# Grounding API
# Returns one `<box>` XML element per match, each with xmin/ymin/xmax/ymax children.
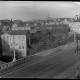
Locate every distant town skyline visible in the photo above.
<box><xmin>0</xmin><ymin>1</ymin><xmax>80</xmax><ymax>21</ymax></box>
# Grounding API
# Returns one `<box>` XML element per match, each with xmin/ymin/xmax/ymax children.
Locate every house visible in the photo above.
<box><xmin>1</xmin><ymin>30</ymin><xmax>30</xmax><ymax>57</ymax></box>
<box><xmin>12</xmin><ymin>26</ymin><xmax>31</xmax><ymax>31</ymax></box>
<box><xmin>12</xmin><ymin>23</ymin><xmax>18</xmax><ymax>28</ymax></box>
<box><xmin>12</xmin><ymin>22</ymin><xmax>31</xmax><ymax>31</ymax></box>
<box><xmin>69</xmin><ymin>15</ymin><xmax>80</xmax><ymax>27</ymax></box>
<box><xmin>12</xmin><ymin>20</ymin><xmax>31</xmax><ymax>31</ymax></box>
<box><xmin>70</xmin><ymin>19</ymin><xmax>80</xmax><ymax>35</ymax></box>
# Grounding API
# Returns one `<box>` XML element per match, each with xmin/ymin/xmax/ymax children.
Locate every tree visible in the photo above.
<box><xmin>2</xmin><ymin>39</ymin><xmax>10</xmax><ymax>52</ymax></box>
<box><xmin>28</xmin><ymin>24</ymin><xmax>70</xmax><ymax>55</ymax></box>
<box><xmin>1</xmin><ymin>19</ymin><xmax>13</xmax><ymax>32</ymax></box>
<box><xmin>0</xmin><ymin>37</ymin><xmax>2</xmax><ymax>59</ymax></box>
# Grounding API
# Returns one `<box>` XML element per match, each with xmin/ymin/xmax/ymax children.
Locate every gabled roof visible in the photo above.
<box><xmin>8</xmin><ymin>30</ymin><xmax>30</xmax><ymax>35</ymax></box>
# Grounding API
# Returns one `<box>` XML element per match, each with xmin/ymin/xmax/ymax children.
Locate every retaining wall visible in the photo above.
<box><xmin>0</xmin><ymin>42</ymin><xmax>75</xmax><ymax>71</ymax></box>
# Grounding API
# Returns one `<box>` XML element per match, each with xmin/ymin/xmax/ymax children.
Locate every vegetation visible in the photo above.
<box><xmin>0</xmin><ymin>19</ymin><xmax>74</xmax><ymax>61</ymax></box>
<box><xmin>28</xmin><ymin>25</ymin><xmax>73</xmax><ymax>55</ymax></box>
<box><xmin>0</xmin><ymin>56</ymin><xmax>13</xmax><ymax>62</ymax></box>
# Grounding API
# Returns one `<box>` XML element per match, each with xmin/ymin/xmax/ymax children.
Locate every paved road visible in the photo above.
<box><xmin>1</xmin><ymin>46</ymin><xmax>80</xmax><ymax>78</ymax></box>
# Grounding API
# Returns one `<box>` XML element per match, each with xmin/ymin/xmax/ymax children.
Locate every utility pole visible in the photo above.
<box><xmin>13</xmin><ymin>33</ymin><xmax>16</xmax><ymax>62</ymax></box>
<box><xmin>75</xmin><ymin>33</ymin><xmax>80</xmax><ymax>78</ymax></box>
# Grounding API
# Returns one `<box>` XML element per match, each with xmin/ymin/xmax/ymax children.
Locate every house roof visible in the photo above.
<box><xmin>73</xmin><ymin>19</ymin><xmax>80</xmax><ymax>22</ymax></box>
<box><xmin>30</xmin><ymin>29</ymin><xmax>37</xmax><ymax>33</ymax></box>
<box><xmin>8</xmin><ymin>30</ymin><xmax>30</xmax><ymax>35</ymax></box>
<box><xmin>58</xmin><ymin>18</ymin><xmax>71</xmax><ymax>21</ymax></box>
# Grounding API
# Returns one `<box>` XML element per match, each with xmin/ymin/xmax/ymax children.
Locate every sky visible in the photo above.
<box><xmin>0</xmin><ymin>1</ymin><xmax>80</xmax><ymax>21</ymax></box>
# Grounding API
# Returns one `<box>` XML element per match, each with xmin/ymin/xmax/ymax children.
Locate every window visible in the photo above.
<box><xmin>22</xmin><ymin>46</ymin><xmax>24</xmax><ymax>49</ymax></box>
<box><xmin>7</xmin><ymin>36</ymin><xmax>8</xmax><ymax>39</ymax></box>
<box><xmin>19</xmin><ymin>46</ymin><xmax>21</xmax><ymax>49</ymax></box>
<box><xmin>19</xmin><ymin>46</ymin><xmax>25</xmax><ymax>49</ymax></box>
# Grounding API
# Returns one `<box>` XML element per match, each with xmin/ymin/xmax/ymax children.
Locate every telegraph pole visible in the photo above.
<box><xmin>13</xmin><ymin>33</ymin><xmax>16</xmax><ymax>62</ymax></box>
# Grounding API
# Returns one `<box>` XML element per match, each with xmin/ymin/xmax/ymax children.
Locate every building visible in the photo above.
<box><xmin>68</xmin><ymin>16</ymin><xmax>80</xmax><ymax>27</ymax></box>
<box><xmin>12</xmin><ymin>20</ymin><xmax>31</xmax><ymax>31</ymax></box>
<box><xmin>12</xmin><ymin>26</ymin><xmax>31</xmax><ymax>31</ymax></box>
<box><xmin>70</xmin><ymin>19</ymin><xmax>80</xmax><ymax>39</ymax></box>
<box><xmin>1</xmin><ymin>30</ymin><xmax>30</xmax><ymax>57</ymax></box>
<box><xmin>63</xmin><ymin>19</ymin><xmax>68</xmax><ymax>24</ymax></box>
<box><xmin>12</xmin><ymin>22</ymin><xmax>31</xmax><ymax>31</ymax></box>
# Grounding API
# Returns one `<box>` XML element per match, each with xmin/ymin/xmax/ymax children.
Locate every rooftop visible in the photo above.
<box><xmin>73</xmin><ymin>19</ymin><xmax>80</xmax><ymax>22</ymax></box>
<box><xmin>8</xmin><ymin>30</ymin><xmax>30</xmax><ymax>35</ymax></box>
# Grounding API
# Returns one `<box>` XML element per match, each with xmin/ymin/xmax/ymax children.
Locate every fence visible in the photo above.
<box><xmin>0</xmin><ymin>42</ymin><xmax>75</xmax><ymax>71</ymax></box>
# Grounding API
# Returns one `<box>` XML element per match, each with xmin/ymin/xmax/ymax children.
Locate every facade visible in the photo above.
<box><xmin>63</xmin><ymin>19</ymin><xmax>68</xmax><ymax>24</ymax></box>
<box><xmin>70</xmin><ymin>19</ymin><xmax>80</xmax><ymax>32</ymax></box>
<box><xmin>1</xmin><ymin>30</ymin><xmax>30</xmax><ymax>57</ymax></box>
<box><xmin>12</xmin><ymin>20</ymin><xmax>31</xmax><ymax>31</ymax></box>
<box><xmin>12</xmin><ymin>23</ymin><xmax>18</xmax><ymax>28</ymax></box>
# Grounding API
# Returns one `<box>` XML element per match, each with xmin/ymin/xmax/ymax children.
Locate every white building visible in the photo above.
<box><xmin>1</xmin><ymin>30</ymin><xmax>30</xmax><ymax>57</ymax></box>
<box><xmin>63</xmin><ymin>19</ymin><xmax>68</xmax><ymax>24</ymax></box>
<box><xmin>71</xmin><ymin>19</ymin><xmax>80</xmax><ymax>34</ymax></box>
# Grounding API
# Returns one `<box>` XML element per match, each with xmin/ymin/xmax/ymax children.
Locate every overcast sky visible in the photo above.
<box><xmin>0</xmin><ymin>1</ymin><xmax>80</xmax><ymax>21</ymax></box>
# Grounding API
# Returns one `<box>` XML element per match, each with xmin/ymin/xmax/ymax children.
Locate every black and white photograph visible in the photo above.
<box><xmin>0</xmin><ymin>1</ymin><xmax>80</xmax><ymax>79</ymax></box>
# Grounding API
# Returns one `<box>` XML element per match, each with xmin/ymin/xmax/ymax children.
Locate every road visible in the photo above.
<box><xmin>1</xmin><ymin>46</ymin><xmax>80</xmax><ymax>78</ymax></box>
